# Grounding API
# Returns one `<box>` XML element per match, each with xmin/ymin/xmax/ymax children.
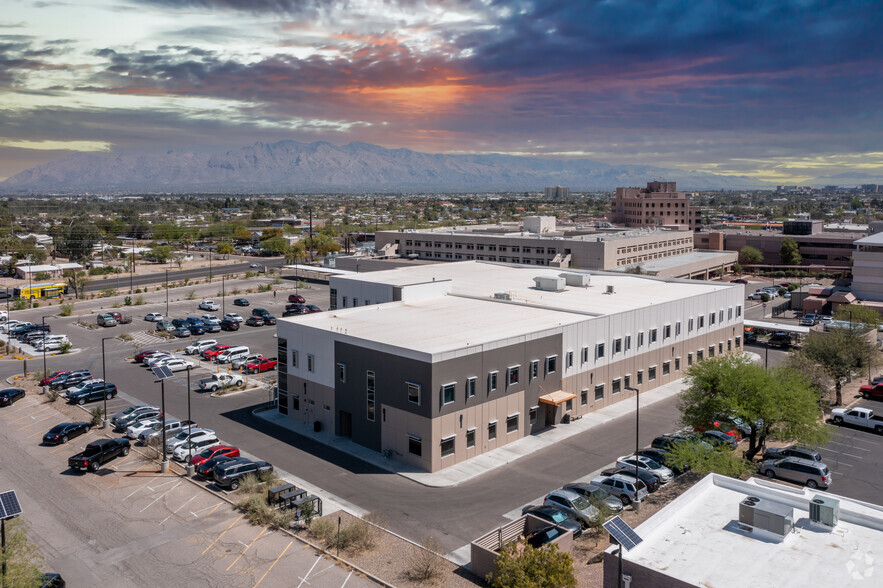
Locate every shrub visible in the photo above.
<box><xmin>32</xmin><ymin>301</ymin><xmax>39</xmax><ymax>308</ymax></box>
<box><xmin>257</xmin><ymin>284</ymin><xmax>272</xmax><ymax>292</ymax></box>
<box><xmin>89</xmin><ymin>406</ymin><xmax>104</xmax><ymax>427</ymax></box>
<box><xmin>101</xmin><ymin>288</ymin><xmax>117</xmax><ymax>298</ymax></box>
<box><xmin>186</xmin><ymin>290</ymin><xmax>197</xmax><ymax>300</ymax></box>
<box><xmin>406</xmin><ymin>536</ymin><xmax>446</xmax><ymax>583</ymax></box>
<box><xmin>124</xmin><ymin>296</ymin><xmax>132</xmax><ymax>306</ymax></box>
<box><xmin>35</xmin><ymin>272</ymin><xmax>51</xmax><ymax>281</ymax></box>
<box><xmin>235</xmin><ymin>473</ymin><xmax>263</xmax><ymax>495</ymax></box>
<box><xmin>58</xmin><ymin>341</ymin><xmax>72</xmax><ymax>354</ymax></box>
<box><xmin>245</xmin><ymin>271</ymin><xmax>255</xmax><ymax>278</ymax></box>
<box><xmin>45</xmin><ymin>388</ymin><xmax>60</xmax><ymax>402</ymax></box>
<box><xmin>59</xmin><ymin>303</ymin><xmax>74</xmax><ymax>316</ymax></box>
<box><xmin>13</xmin><ymin>298</ymin><xmax>28</xmax><ymax>310</ymax></box>
<box><xmin>237</xmin><ymin>494</ymin><xmax>277</xmax><ymax>526</ymax></box>
<box><xmin>487</xmin><ymin>541</ymin><xmax>576</xmax><ymax>588</ymax></box>
<box><xmin>119</xmin><ymin>333</ymin><xmax>134</xmax><ymax>341</ymax></box>
<box><xmin>134</xmin><ymin>295</ymin><xmax>145</xmax><ymax>305</ymax></box>
<box><xmin>309</xmin><ymin>517</ymin><xmax>337</xmax><ymax>545</ymax></box>
<box><xmin>272</xmin><ymin>277</ymin><xmax>283</xmax><ymax>285</ymax></box>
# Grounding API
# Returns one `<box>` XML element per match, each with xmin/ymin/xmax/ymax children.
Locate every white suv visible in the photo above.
<box><xmin>166</xmin><ymin>428</ymin><xmax>215</xmax><ymax>453</ymax></box>
<box><xmin>185</xmin><ymin>339</ymin><xmax>218</xmax><ymax>355</ymax></box>
<box><xmin>172</xmin><ymin>436</ymin><xmax>221</xmax><ymax>462</ymax></box>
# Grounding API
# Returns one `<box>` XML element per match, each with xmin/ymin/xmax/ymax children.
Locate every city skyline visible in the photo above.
<box><xmin>2</xmin><ymin>0</ymin><xmax>881</xmax><ymax>184</ymax></box>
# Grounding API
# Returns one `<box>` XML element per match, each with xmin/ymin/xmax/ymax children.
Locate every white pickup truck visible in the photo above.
<box><xmin>198</xmin><ymin>373</ymin><xmax>244</xmax><ymax>391</ymax></box>
<box><xmin>830</xmin><ymin>406</ymin><xmax>883</xmax><ymax>434</ymax></box>
<box><xmin>198</xmin><ymin>300</ymin><xmax>220</xmax><ymax>311</ymax></box>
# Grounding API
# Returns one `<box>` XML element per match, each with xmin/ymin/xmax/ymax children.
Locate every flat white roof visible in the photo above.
<box><xmin>332</xmin><ymin>261</ymin><xmax>737</xmax><ymax>316</ymax></box>
<box><xmin>615</xmin><ymin>474</ymin><xmax>883</xmax><ymax>587</ymax></box>
<box><xmin>855</xmin><ymin>232</ymin><xmax>883</xmax><ymax>245</ymax></box>
<box><xmin>284</xmin><ymin>294</ymin><xmax>585</xmax><ymax>356</ymax></box>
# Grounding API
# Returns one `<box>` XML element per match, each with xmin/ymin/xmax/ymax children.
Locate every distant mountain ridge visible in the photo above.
<box><xmin>1</xmin><ymin>140</ymin><xmax>770</xmax><ymax>194</ymax></box>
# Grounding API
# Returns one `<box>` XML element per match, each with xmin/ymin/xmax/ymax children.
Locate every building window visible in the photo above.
<box><xmin>353</xmin><ymin>298</ymin><xmax>358</xmax><ymax>307</ymax></box>
<box><xmin>676</xmin><ymin>321</ymin><xmax>681</xmax><ymax>336</ymax></box>
<box><xmin>488</xmin><ymin>371</ymin><xmax>498</xmax><ymax>392</ymax></box>
<box><xmin>675</xmin><ymin>357</ymin><xmax>681</xmax><ymax>371</ymax></box>
<box><xmin>581</xmin><ymin>347</ymin><xmax>589</xmax><ymax>363</ymax></box>
<box><xmin>546</xmin><ymin>355</ymin><xmax>557</xmax><ymax>374</ymax></box>
<box><xmin>737</xmin><ymin>305</ymin><xmax>742</xmax><ymax>317</ymax></box>
<box><xmin>613</xmin><ymin>378</ymin><xmax>622</xmax><ymax>394</ymax></box>
<box><xmin>291</xmin><ymin>350</ymin><xmax>298</xmax><ymax>368</ymax></box>
<box><xmin>366</xmin><ymin>371</ymin><xmax>375</xmax><ymax>422</ymax></box>
<box><xmin>698</xmin><ymin>315</ymin><xmax>704</xmax><ymax>328</ymax></box>
<box><xmin>624</xmin><ymin>374</ymin><xmax>631</xmax><ymax>389</ymax></box>
<box><xmin>595</xmin><ymin>384</ymin><xmax>604</xmax><ymax>400</ymax></box>
<box><xmin>329</xmin><ymin>288</ymin><xmax>338</xmax><ymax>310</ymax></box>
<box><xmin>488</xmin><ymin>421</ymin><xmax>497</xmax><ymax>440</ymax></box>
<box><xmin>719</xmin><ymin>310</ymin><xmax>724</xmax><ymax>322</ymax></box>
<box><xmin>408</xmin><ymin>382</ymin><xmax>421</xmax><ymax>405</ymax></box>
<box><xmin>307</xmin><ymin>354</ymin><xmax>315</xmax><ymax>372</ymax></box>
<box><xmin>408</xmin><ymin>435</ymin><xmax>422</xmax><ymax>457</ymax></box>
<box><xmin>625</xmin><ymin>335</ymin><xmax>631</xmax><ymax>351</ymax></box>
<box><xmin>719</xmin><ymin>341</ymin><xmax>724</xmax><ymax>354</ymax></box>
<box><xmin>441</xmin><ymin>436</ymin><xmax>455</xmax><ymax>458</ymax></box>
<box><xmin>342</xmin><ymin>296</ymin><xmax>348</xmax><ymax>308</ymax></box>
<box><xmin>507</xmin><ymin>366</ymin><xmax>520</xmax><ymax>386</ymax></box>
<box><xmin>728</xmin><ymin>307</ymin><xmax>733</xmax><ymax>320</ymax></box>
<box><xmin>337</xmin><ymin>363</ymin><xmax>346</xmax><ymax>383</ymax></box>
<box><xmin>688</xmin><ymin>318</ymin><xmax>694</xmax><ymax>332</ymax></box>
<box><xmin>441</xmin><ymin>383</ymin><xmax>456</xmax><ymax>405</ymax></box>
<box><xmin>596</xmin><ymin>343</ymin><xmax>605</xmax><ymax>360</ymax></box>
<box><xmin>663</xmin><ymin>361</ymin><xmax>670</xmax><ymax>375</ymax></box>
<box><xmin>637</xmin><ymin>331</ymin><xmax>644</xmax><ymax>347</ymax></box>
<box><xmin>649</xmin><ymin>366</ymin><xmax>657</xmax><ymax>380</ymax></box>
<box><xmin>637</xmin><ymin>370</ymin><xmax>643</xmax><ymax>385</ymax></box>
<box><xmin>708</xmin><ymin>345</ymin><xmax>715</xmax><ymax>358</ymax></box>
<box><xmin>613</xmin><ymin>338</ymin><xmax>622</xmax><ymax>354</ymax></box>
<box><xmin>466</xmin><ymin>377</ymin><xmax>476</xmax><ymax>398</ymax></box>
<box><xmin>649</xmin><ymin>328</ymin><xmax>658</xmax><ymax>343</ymax></box>
<box><xmin>530</xmin><ymin>360</ymin><xmax>539</xmax><ymax>380</ymax></box>
<box><xmin>688</xmin><ymin>352</ymin><xmax>693</xmax><ymax>365</ymax></box>
<box><xmin>466</xmin><ymin>428</ymin><xmax>475</xmax><ymax>448</ymax></box>
<box><xmin>709</xmin><ymin>312</ymin><xmax>716</xmax><ymax>326</ymax></box>
<box><xmin>566</xmin><ymin>398</ymin><xmax>573</xmax><ymax>412</ymax></box>
<box><xmin>663</xmin><ymin>325</ymin><xmax>671</xmax><ymax>339</ymax></box>
<box><xmin>728</xmin><ymin>339</ymin><xmax>732</xmax><ymax>351</ymax></box>
<box><xmin>507</xmin><ymin>414</ymin><xmax>519</xmax><ymax>434</ymax></box>
<box><xmin>735</xmin><ymin>336</ymin><xmax>741</xmax><ymax>348</ymax></box>
<box><xmin>697</xmin><ymin>349</ymin><xmax>704</xmax><ymax>361</ymax></box>
<box><xmin>566</xmin><ymin>351</ymin><xmax>574</xmax><ymax>368</ymax></box>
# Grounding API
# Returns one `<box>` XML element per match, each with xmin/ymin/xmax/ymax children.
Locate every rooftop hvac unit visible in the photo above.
<box><xmin>559</xmin><ymin>273</ymin><xmax>590</xmax><ymax>287</ymax></box>
<box><xmin>494</xmin><ymin>292</ymin><xmax>511</xmax><ymax>301</ymax></box>
<box><xmin>533</xmin><ymin>276</ymin><xmax>565</xmax><ymax>292</ymax></box>
<box><xmin>606</xmin><ymin>285</ymin><xmax>615</xmax><ymax>295</ymax></box>
<box><xmin>738</xmin><ymin>497</ymin><xmax>794</xmax><ymax>537</ymax></box>
<box><xmin>809</xmin><ymin>495</ymin><xmax>840</xmax><ymax>527</ymax></box>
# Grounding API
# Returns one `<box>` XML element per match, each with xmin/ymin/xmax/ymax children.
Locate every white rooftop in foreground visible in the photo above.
<box><xmin>612</xmin><ymin>474</ymin><xmax>883</xmax><ymax>587</ymax></box>
<box><xmin>331</xmin><ymin>261</ymin><xmax>737</xmax><ymax>315</ymax></box>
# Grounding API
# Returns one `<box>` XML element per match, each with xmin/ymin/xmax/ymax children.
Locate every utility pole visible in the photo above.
<box><xmin>309</xmin><ymin>208</ymin><xmax>313</xmax><ymax>263</ymax></box>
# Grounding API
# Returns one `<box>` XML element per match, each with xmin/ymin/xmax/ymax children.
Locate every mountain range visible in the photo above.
<box><xmin>1</xmin><ymin>140</ymin><xmax>771</xmax><ymax>194</ymax></box>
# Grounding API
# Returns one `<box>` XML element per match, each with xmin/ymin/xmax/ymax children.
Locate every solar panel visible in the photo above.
<box><xmin>152</xmin><ymin>365</ymin><xmax>174</xmax><ymax>380</ymax></box>
<box><xmin>603</xmin><ymin>516</ymin><xmax>642</xmax><ymax>551</ymax></box>
<box><xmin>0</xmin><ymin>490</ymin><xmax>22</xmax><ymax>520</ymax></box>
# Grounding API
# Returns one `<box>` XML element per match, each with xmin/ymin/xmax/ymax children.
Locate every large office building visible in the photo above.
<box><xmin>275</xmin><ymin>262</ymin><xmax>744</xmax><ymax>472</ymax></box>
<box><xmin>607</xmin><ymin>181</ymin><xmax>703</xmax><ymax>230</ymax></box>
<box><xmin>375</xmin><ymin>216</ymin><xmax>736</xmax><ymax>278</ymax></box>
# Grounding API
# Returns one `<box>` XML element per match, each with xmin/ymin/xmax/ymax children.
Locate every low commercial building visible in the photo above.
<box><xmin>851</xmin><ymin>232</ymin><xmax>883</xmax><ymax>302</ymax></box>
<box><xmin>275</xmin><ymin>261</ymin><xmax>744</xmax><ymax>472</ymax></box>
<box><xmin>604</xmin><ymin>473</ymin><xmax>883</xmax><ymax>588</ymax></box>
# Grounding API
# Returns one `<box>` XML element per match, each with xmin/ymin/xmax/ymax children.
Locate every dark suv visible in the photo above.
<box><xmin>212</xmin><ymin>458</ymin><xmax>273</xmax><ymax>490</ymax></box>
<box><xmin>220</xmin><ymin>319</ymin><xmax>240</xmax><ymax>331</ymax></box>
<box><xmin>767</xmin><ymin>332</ymin><xmax>793</xmax><ymax>349</ymax></box>
<box><xmin>68</xmin><ymin>382</ymin><xmax>118</xmax><ymax>405</ymax></box>
<box><xmin>252</xmin><ymin>308</ymin><xmax>271</xmax><ymax>318</ymax></box>
<box><xmin>50</xmin><ymin>370</ymin><xmax>91</xmax><ymax>390</ymax></box>
<box><xmin>762</xmin><ymin>445</ymin><xmax>822</xmax><ymax>462</ymax></box>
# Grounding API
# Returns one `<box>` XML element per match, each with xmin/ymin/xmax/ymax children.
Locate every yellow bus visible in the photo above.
<box><xmin>13</xmin><ymin>282</ymin><xmax>68</xmax><ymax>300</ymax></box>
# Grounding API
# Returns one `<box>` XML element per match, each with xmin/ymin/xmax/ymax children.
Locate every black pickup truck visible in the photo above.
<box><xmin>68</xmin><ymin>438</ymin><xmax>130</xmax><ymax>472</ymax></box>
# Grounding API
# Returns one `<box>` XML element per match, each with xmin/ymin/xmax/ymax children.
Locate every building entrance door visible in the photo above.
<box><xmin>544</xmin><ymin>404</ymin><xmax>557</xmax><ymax>427</ymax></box>
<box><xmin>339</xmin><ymin>410</ymin><xmax>352</xmax><ymax>438</ymax></box>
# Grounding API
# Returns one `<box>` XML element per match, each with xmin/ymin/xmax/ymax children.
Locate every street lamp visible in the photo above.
<box><xmin>129</xmin><ymin>237</ymin><xmax>135</xmax><ymax>295</ymax></box>
<box><xmin>165</xmin><ymin>269</ymin><xmax>169</xmax><ymax>317</ymax></box>
<box><xmin>40</xmin><ymin>315</ymin><xmax>50</xmax><ymax>390</ymax></box>
<box><xmin>208</xmin><ymin>247</ymin><xmax>212</xmax><ymax>283</ymax></box>
<box><xmin>186</xmin><ymin>365</ymin><xmax>193</xmax><ymax>466</ymax></box>
<box><xmin>625</xmin><ymin>386</ymin><xmax>640</xmax><ymax>510</ymax></box>
<box><xmin>100</xmin><ymin>337</ymin><xmax>114</xmax><ymax>427</ymax></box>
<box><xmin>221</xmin><ymin>274</ymin><xmax>225</xmax><ymax>317</ymax></box>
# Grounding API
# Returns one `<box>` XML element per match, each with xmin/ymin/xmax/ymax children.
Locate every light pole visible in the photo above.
<box><xmin>41</xmin><ymin>315</ymin><xmax>50</xmax><ymax>387</ymax></box>
<box><xmin>159</xmin><ymin>376</ymin><xmax>168</xmax><ymax>472</ymax></box>
<box><xmin>165</xmin><ymin>269</ymin><xmax>169</xmax><ymax>317</ymax></box>
<box><xmin>186</xmin><ymin>365</ymin><xmax>193</xmax><ymax>466</ymax></box>
<box><xmin>221</xmin><ymin>274</ymin><xmax>225</xmax><ymax>317</ymax></box>
<box><xmin>626</xmin><ymin>386</ymin><xmax>640</xmax><ymax>510</ymax></box>
<box><xmin>129</xmin><ymin>238</ymin><xmax>135</xmax><ymax>295</ymax></box>
<box><xmin>101</xmin><ymin>337</ymin><xmax>113</xmax><ymax>427</ymax></box>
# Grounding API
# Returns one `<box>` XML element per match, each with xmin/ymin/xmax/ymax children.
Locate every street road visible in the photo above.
<box><xmin>83</xmin><ymin>257</ymin><xmax>285</xmax><ymax>292</ymax></box>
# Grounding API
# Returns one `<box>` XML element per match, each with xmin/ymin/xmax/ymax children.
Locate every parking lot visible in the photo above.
<box><xmin>0</xmin><ymin>392</ymin><xmax>374</xmax><ymax>587</ymax></box>
<box><xmin>819</xmin><ymin>420</ymin><xmax>883</xmax><ymax>502</ymax></box>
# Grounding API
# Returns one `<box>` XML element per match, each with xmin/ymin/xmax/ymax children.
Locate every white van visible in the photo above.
<box><xmin>216</xmin><ymin>346</ymin><xmax>250</xmax><ymax>364</ymax></box>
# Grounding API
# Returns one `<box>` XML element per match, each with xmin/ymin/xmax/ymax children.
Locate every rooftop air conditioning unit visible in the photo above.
<box><xmin>494</xmin><ymin>292</ymin><xmax>511</xmax><ymax>301</ymax></box>
<box><xmin>606</xmin><ymin>285</ymin><xmax>615</xmax><ymax>295</ymax></box>
<box><xmin>559</xmin><ymin>273</ymin><xmax>590</xmax><ymax>287</ymax></box>
<box><xmin>533</xmin><ymin>276</ymin><xmax>565</xmax><ymax>292</ymax></box>
<box><xmin>738</xmin><ymin>497</ymin><xmax>793</xmax><ymax>537</ymax></box>
<box><xmin>809</xmin><ymin>495</ymin><xmax>840</xmax><ymax>527</ymax></box>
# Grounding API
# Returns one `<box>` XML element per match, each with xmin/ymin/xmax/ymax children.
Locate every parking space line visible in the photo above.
<box><xmin>202</xmin><ymin>514</ymin><xmax>243</xmax><ymax>555</ymax></box>
<box><xmin>191</xmin><ymin>502</ymin><xmax>223</xmax><ymax>518</ymax></box>
<box><xmin>50</xmin><ymin>443</ymin><xmax>80</xmax><ymax>454</ymax></box>
<box><xmin>0</xmin><ymin>400</ymin><xmax>43</xmax><ymax>417</ymax></box>
<box><xmin>19</xmin><ymin>413</ymin><xmax>57</xmax><ymax>429</ymax></box>
<box><xmin>124</xmin><ymin>476</ymin><xmax>160</xmax><ymax>500</ymax></box>
<box><xmin>140</xmin><ymin>482</ymin><xmax>182</xmax><ymax>512</ymax></box>
<box><xmin>107</xmin><ymin>464</ymin><xmax>150</xmax><ymax>488</ymax></box>
<box><xmin>827</xmin><ymin>440</ymin><xmax>871</xmax><ymax>451</ymax></box>
<box><xmin>160</xmin><ymin>495</ymin><xmax>198</xmax><ymax>525</ymax></box>
<box><xmin>8</xmin><ymin>406</ymin><xmax>51</xmax><ymax>424</ymax></box>
<box><xmin>297</xmin><ymin>555</ymin><xmax>322</xmax><ymax>588</ymax></box>
<box><xmin>28</xmin><ymin>423</ymin><xmax>65</xmax><ymax>439</ymax></box>
<box><xmin>226</xmin><ymin>527</ymin><xmax>266</xmax><ymax>571</ymax></box>
<box><xmin>306</xmin><ymin>563</ymin><xmax>340</xmax><ymax>583</ymax></box>
<box><xmin>253</xmin><ymin>540</ymin><xmax>293</xmax><ymax>588</ymax></box>
<box><xmin>341</xmin><ymin>571</ymin><xmax>352</xmax><ymax>587</ymax></box>
<box><xmin>148</xmin><ymin>478</ymin><xmax>179</xmax><ymax>492</ymax></box>
<box><xmin>111</xmin><ymin>453</ymin><xmax>134</xmax><ymax>469</ymax></box>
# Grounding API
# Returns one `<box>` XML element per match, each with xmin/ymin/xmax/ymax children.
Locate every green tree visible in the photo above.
<box><xmin>834</xmin><ymin>304</ymin><xmax>881</xmax><ymax>331</ymax></box>
<box><xmin>260</xmin><ymin>236</ymin><xmax>288</xmax><ymax>256</ymax></box>
<box><xmin>260</xmin><ymin>228</ymin><xmax>284</xmax><ymax>240</ymax></box>
<box><xmin>795</xmin><ymin>328</ymin><xmax>879</xmax><ymax>406</ymax></box>
<box><xmin>216</xmin><ymin>241</ymin><xmax>235</xmax><ymax>258</ymax></box>
<box><xmin>0</xmin><ymin>518</ymin><xmax>45</xmax><ymax>588</ymax></box>
<box><xmin>312</xmin><ymin>233</ymin><xmax>340</xmax><ymax>256</ymax></box>
<box><xmin>665</xmin><ymin>440</ymin><xmax>753</xmax><ymax>478</ymax></box>
<box><xmin>487</xmin><ymin>541</ymin><xmax>576</xmax><ymax>588</ymax></box>
<box><xmin>679</xmin><ymin>354</ymin><xmax>828</xmax><ymax>460</ymax></box>
<box><xmin>148</xmin><ymin>245</ymin><xmax>174</xmax><ymax>264</ymax></box>
<box><xmin>779</xmin><ymin>237</ymin><xmax>802</xmax><ymax>265</ymax></box>
<box><xmin>65</xmin><ymin>269</ymin><xmax>89</xmax><ymax>299</ymax></box>
<box><xmin>739</xmin><ymin>245</ymin><xmax>764</xmax><ymax>264</ymax></box>
<box><xmin>58</xmin><ymin>223</ymin><xmax>101</xmax><ymax>262</ymax></box>
<box><xmin>285</xmin><ymin>240</ymin><xmax>307</xmax><ymax>264</ymax></box>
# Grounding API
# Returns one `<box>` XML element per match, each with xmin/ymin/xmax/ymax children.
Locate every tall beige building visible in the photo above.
<box><xmin>608</xmin><ymin>181</ymin><xmax>702</xmax><ymax>230</ymax></box>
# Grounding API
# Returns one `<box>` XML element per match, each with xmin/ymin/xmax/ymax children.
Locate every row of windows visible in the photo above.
<box><xmin>616</xmin><ymin>247</ymin><xmax>692</xmax><ymax>266</ymax></box>
<box><xmin>403</xmin><ymin>240</ymin><xmax>555</xmax><ymax>255</ymax></box>
<box><xmin>403</xmin><ymin>251</ymin><xmax>550</xmax><ymax>264</ymax></box>
<box><xmin>615</xmin><ymin>238</ymin><xmax>692</xmax><ymax>255</ymax></box>
<box><xmin>409</xmin><ymin>412</ymin><xmax>528</xmax><ymax>458</ymax></box>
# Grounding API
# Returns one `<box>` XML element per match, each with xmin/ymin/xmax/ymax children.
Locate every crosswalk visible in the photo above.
<box><xmin>126</xmin><ymin>331</ymin><xmax>168</xmax><ymax>347</ymax></box>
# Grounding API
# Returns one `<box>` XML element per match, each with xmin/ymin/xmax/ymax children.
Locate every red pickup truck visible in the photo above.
<box><xmin>245</xmin><ymin>357</ymin><xmax>278</xmax><ymax>374</ymax></box>
<box><xmin>859</xmin><ymin>383</ymin><xmax>883</xmax><ymax>401</ymax></box>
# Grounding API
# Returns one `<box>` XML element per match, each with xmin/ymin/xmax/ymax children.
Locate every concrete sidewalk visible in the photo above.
<box><xmin>255</xmin><ymin>376</ymin><xmax>690</xmax><ymax>488</ymax></box>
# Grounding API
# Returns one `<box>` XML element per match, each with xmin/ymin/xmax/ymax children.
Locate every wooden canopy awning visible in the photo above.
<box><xmin>538</xmin><ymin>391</ymin><xmax>577</xmax><ymax>406</ymax></box>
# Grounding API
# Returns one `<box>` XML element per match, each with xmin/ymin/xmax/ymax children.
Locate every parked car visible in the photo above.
<box><xmin>700</xmin><ymin>430</ymin><xmax>740</xmax><ymax>450</ymax></box>
<box><xmin>188</xmin><ymin>324</ymin><xmax>206</xmax><ymax>335</ymax></box>
<box><xmin>0</xmin><ymin>388</ymin><xmax>26</xmax><ymax>406</ymax></box>
<box><xmin>859</xmin><ymin>383</ymin><xmax>883</xmax><ymax>401</ymax></box>
<box><xmin>164</xmin><ymin>358</ymin><xmax>196</xmax><ymax>372</ymax></box>
<box><xmin>651</xmin><ymin>434</ymin><xmax>713</xmax><ymax>451</ymax></box>
<box><xmin>747</xmin><ymin>292</ymin><xmax>764</xmax><ymax>300</ymax></box>
<box><xmin>204</xmin><ymin>319</ymin><xmax>222</xmax><ymax>333</ymax></box>
<box><xmin>743</xmin><ymin>328</ymin><xmax>758</xmax><ymax>344</ymax></box>
<box><xmin>68</xmin><ymin>382</ymin><xmax>117</xmax><ymax>405</ymax></box>
<box><xmin>611</xmin><ymin>467</ymin><xmax>660</xmax><ymax>493</ymax></box>
<box><xmin>145</xmin><ymin>353</ymin><xmax>174</xmax><ymax>367</ymax></box>
<box><xmin>68</xmin><ymin>438</ymin><xmax>130</xmax><ymax>472</ymax></box>
<box><xmin>126</xmin><ymin>418</ymin><xmax>163</xmax><ymax>440</ymax></box>
<box><xmin>171</xmin><ymin>318</ymin><xmax>189</xmax><ymax>328</ymax></box>
<box><xmin>288</xmin><ymin>294</ymin><xmax>306</xmax><ymax>304</ymax></box>
<box><xmin>800</xmin><ymin>314</ymin><xmax>818</xmax><ymax>326</ymax></box>
<box><xmin>233</xmin><ymin>298</ymin><xmax>250</xmax><ymax>307</ymax></box>
<box><xmin>97</xmin><ymin>314</ymin><xmax>118</xmax><ymax>327</ymax></box>
<box><xmin>212</xmin><ymin>458</ymin><xmax>273</xmax><ymax>490</ymax></box>
<box><xmin>767</xmin><ymin>332</ymin><xmax>793</xmax><ymax>349</ymax></box>
<box><xmin>731</xmin><ymin>279</ymin><xmax>748</xmax><ymax>284</ymax></box>
<box><xmin>172</xmin><ymin>326</ymin><xmax>191</xmax><ymax>338</ymax></box>
<box><xmin>245</xmin><ymin>316</ymin><xmax>265</xmax><ymax>327</ymax></box>
<box><xmin>694</xmin><ymin>421</ymin><xmax>742</xmax><ymax>440</ymax></box>
<box><xmin>195</xmin><ymin>454</ymin><xmax>237</xmax><ymax>478</ymax></box>
<box><xmin>165</xmin><ymin>428</ymin><xmax>216</xmax><ymax>454</ymax></box>
<box><xmin>224</xmin><ymin>313</ymin><xmax>244</xmax><ymax>323</ymax></box>
<box><xmin>201</xmin><ymin>344</ymin><xmax>230</xmax><ymax>361</ymax></box>
<box><xmin>110</xmin><ymin>405</ymin><xmax>154</xmax><ymax>427</ymax></box>
<box><xmin>39</xmin><ymin>371</ymin><xmax>71</xmax><ymax>387</ymax></box>
<box><xmin>220</xmin><ymin>319</ymin><xmax>240</xmax><ymax>331</ymax></box>
<box><xmin>245</xmin><ymin>357</ymin><xmax>277</xmax><ymax>374</ymax></box>
<box><xmin>64</xmin><ymin>378</ymin><xmax>104</xmax><ymax>398</ymax></box>
<box><xmin>636</xmin><ymin>448</ymin><xmax>687</xmax><ymax>476</ymax></box>
<box><xmin>33</xmin><ymin>338</ymin><xmax>66</xmax><ymax>352</ymax></box>
<box><xmin>252</xmin><ymin>308</ymin><xmax>270</xmax><ymax>317</ymax></box>
<box><xmin>759</xmin><ymin>457</ymin><xmax>832</xmax><ymax>489</ymax></box>
<box><xmin>543</xmin><ymin>489</ymin><xmax>600</xmax><ymax>527</ymax></box>
<box><xmin>561</xmin><ymin>483</ymin><xmax>624</xmax><ymax>512</ymax></box>
<box><xmin>525</xmin><ymin>525</ymin><xmax>569</xmax><ymax>548</ymax></box>
<box><xmin>199</xmin><ymin>373</ymin><xmax>245</xmax><ymax>391</ymax></box>
<box><xmin>305</xmin><ymin>305</ymin><xmax>322</xmax><ymax>313</ymax></box>
<box><xmin>590</xmin><ymin>474</ymin><xmax>648</xmax><ymax>506</ymax></box>
<box><xmin>615</xmin><ymin>455</ymin><xmax>674</xmax><ymax>483</ymax></box>
<box><xmin>200</xmin><ymin>314</ymin><xmax>220</xmax><ymax>323</ymax></box>
<box><xmin>262</xmin><ymin>315</ymin><xmax>277</xmax><ymax>325</ymax></box>
<box><xmin>133</xmin><ymin>349</ymin><xmax>162</xmax><ymax>363</ymax></box>
<box><xmin>173</xmin><ymin>436</ymin><xmax>221</xmax><ymax>462</ymax></box>
<box><xmin>50</xmin><ymin>370</ymin><xmax>92</xmax><ymax>390</ymax></box>
<box><xmin>521</xmin><ymin>505</ymin><xmax>582</xmax><ymax>538</ymax></box>
<box><xmin>232</xmin><ymin>354</ymin><xmax>264</xmax><ymax>371</ymax></box>
<box><xmin>114</xmin><ymin>406</ymin><xmax>163</xmax><ymax>431</ymax></box>
<box><xmin>198</xmin><ymin>300</ymin><xmax>219</xmax><ymax>311</ymax></box>
<box><xmin>186</xmin><ymin>339</ymin><xmax>218</xmax><ymax>355</ymax></box>
<box><xmin>762</xmin><ymin>445</ymin><xmax>822</xmax><ymax>462</ymax></box>
<box><xmin>139</xmin><ymin>419</ymin><xmax>197</xmax><ymax>443</ymax></box>
<box><xmin>42</xmin><ymin>422</ymin><xmax>91</xmax><ymax>445</ymax></box>
<box><xmin>144</xmin><ymin>313</ymin><xmax>163</xmax><ymax>322</ymax></box>
<box><xmin>830</xmin><ymin>406</ymin><xmax>883</xmax><ymax>433</ymax></box>
<box><xmin>190</xmin><ymin>445</ymin><xmax>240</xmax><ymax>468</ymax></box>
<box><xmin>0</xmin><ymin>320</ymin><xmax>26</xmax><ymax>333</ymax></box>
<box><xmin>283</xmin><ymin>308</ymin><xmax>305</xmax><ymax>317</ymax></box>
<box><xmin>155</xmin><ymin>320</ymin><xmax>174</xmax><ymax>332</ymax></box>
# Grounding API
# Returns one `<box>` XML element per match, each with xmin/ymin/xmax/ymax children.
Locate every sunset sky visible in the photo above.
<box><xmin>2</xmin><ymin>0</ymin><xmax>881</xmax><ymax>183</ymax></box>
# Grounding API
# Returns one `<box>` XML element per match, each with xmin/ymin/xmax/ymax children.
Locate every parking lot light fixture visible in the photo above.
<box><xmin>625</xmin><ymin>386</ymin><xmax>640</xmax><ymax>510</ymax></box>
<box><xmin>186</xmin><ymin>366</ymin><xmax>193</xmax><ymax>465</ymax></box>
<box><xmin>101</xmin><ymin>337</ymin><xmax>114</xmax><ymax>428</ymax></box>
<box><xmin>41</xmin><ymin>315</ymin><xmax>50</xmax><ymax>391</ymax></box>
